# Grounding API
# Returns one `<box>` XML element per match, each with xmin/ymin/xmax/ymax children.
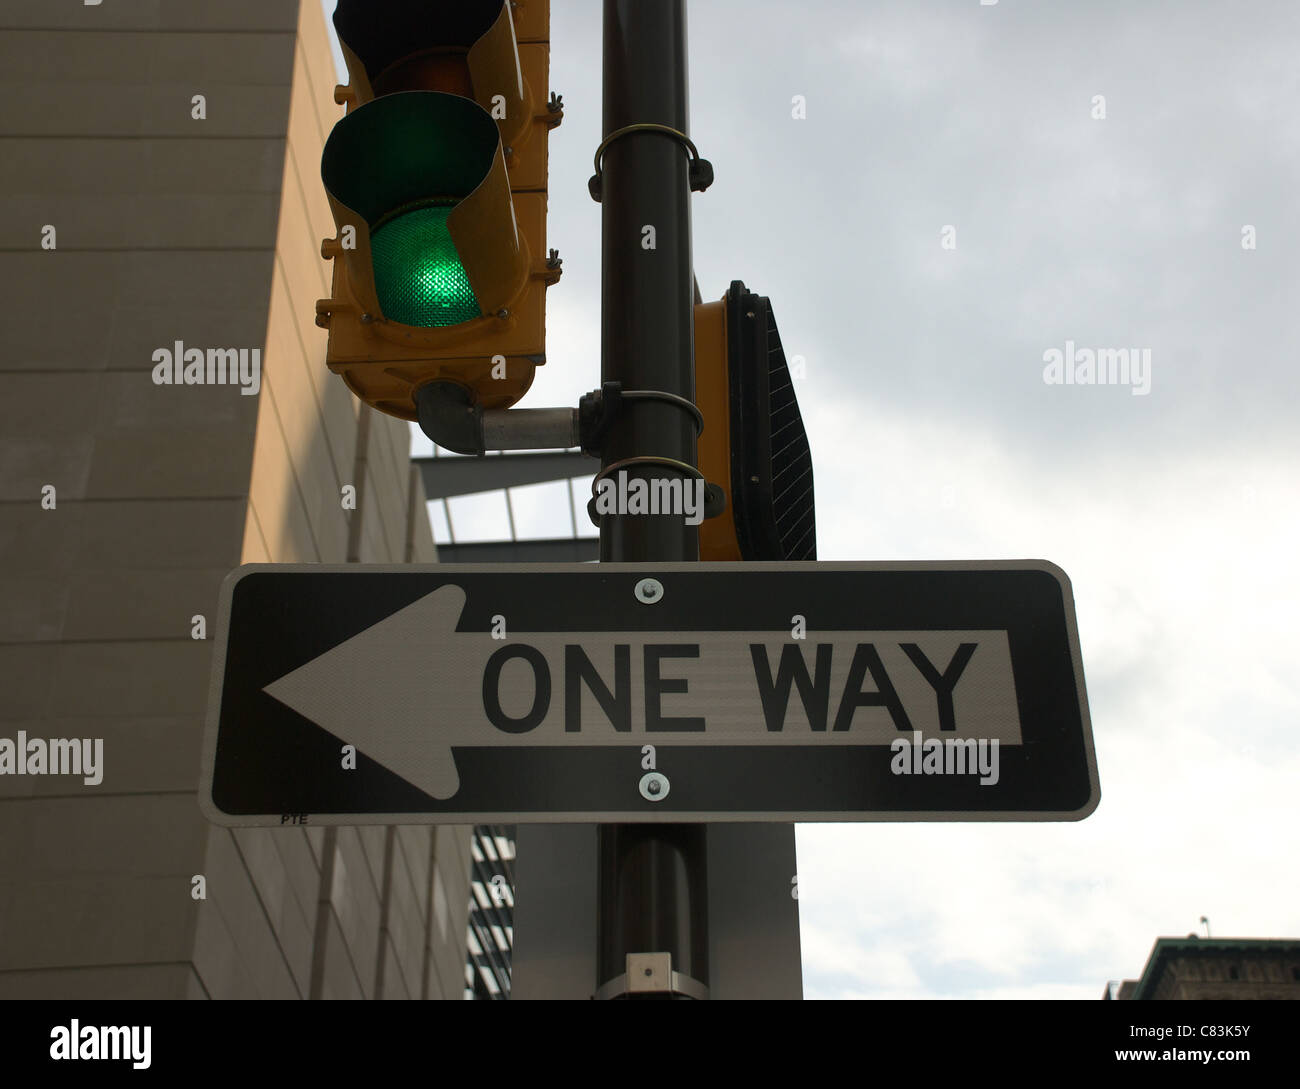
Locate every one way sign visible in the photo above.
<box><xmin>199</xmin><ymin>562</ymin><xmax>1098</xmax><ymax>826</ymax></box>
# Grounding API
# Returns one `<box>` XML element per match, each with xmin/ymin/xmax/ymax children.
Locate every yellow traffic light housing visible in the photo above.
<box><xmin>695</xmin><ymin>295</ymin><xmax>738</xmax><ymax>559</ymax></box>
<box><xmin>696</xmin><ymin>281</ymin><xmax>817</xmax><ymax>562</ymax></box>
<box><xmin>316</xmin><ymin>0</ymin><xmax>561</xmax><ymax>419</ymax></box>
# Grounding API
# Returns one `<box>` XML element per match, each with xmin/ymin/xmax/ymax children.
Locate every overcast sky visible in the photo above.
<box><xmin>324</xmin><ymin>0</ymin><xmax>1300</xmax><ymax>999</ymax></box>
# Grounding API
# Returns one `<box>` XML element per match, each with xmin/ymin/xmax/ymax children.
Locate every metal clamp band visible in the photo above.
<box><xmin>579</xmin><ymin>382</ymin><xmax>704</xmax><ymax>457</ymax></box>
<box><xmin>588</xmin><ymin>123</ymin><xmax>715</xmax><ymax>201</ymax></box>
<box><xmin>619</xmin><ymin>389</ymin><xmax>705</xmax><ymax>437</ymax></box>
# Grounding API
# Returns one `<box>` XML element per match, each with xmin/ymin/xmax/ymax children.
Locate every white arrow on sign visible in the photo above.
<box><xmin>264</xmin><ymin>585</ymin><xmax>1023</xmax><ymax>801</ymax></box>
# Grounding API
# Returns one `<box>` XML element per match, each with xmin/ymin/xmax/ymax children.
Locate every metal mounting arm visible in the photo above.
<box><xmin>415</xmin><ymin>382</ymin><xmax>580</xmax><ymax>456</ymax></box>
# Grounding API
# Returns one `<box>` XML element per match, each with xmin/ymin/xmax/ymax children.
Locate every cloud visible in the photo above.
<box><xmin>795</xmin><ymin>395</ymin><xmax>1300</xmax><ymax>997</ymax></box>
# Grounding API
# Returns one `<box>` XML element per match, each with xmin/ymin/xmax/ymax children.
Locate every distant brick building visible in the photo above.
<box><xmin>1107</xmin><ymin>938</ymin><xmax>1300</xmax><ymax>1000</ymax></box>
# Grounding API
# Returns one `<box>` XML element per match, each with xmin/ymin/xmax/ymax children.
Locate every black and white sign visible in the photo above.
<box><xmin>199</xmin><ymin>562</ymin><xmax>1098</xmax><ymax>825</ymax></box>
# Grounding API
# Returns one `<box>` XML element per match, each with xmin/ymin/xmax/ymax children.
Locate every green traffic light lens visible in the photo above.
<box><xmin>371</xmin><ymin>202</ymin><xmax>481</xmax><ymax>328</ymax></box>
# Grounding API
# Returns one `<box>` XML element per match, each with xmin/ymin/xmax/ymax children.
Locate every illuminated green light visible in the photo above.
<box><xmin>371</xmin><ymin>202</ymin><xmax>481</xmax><ymax>327</ymax></box>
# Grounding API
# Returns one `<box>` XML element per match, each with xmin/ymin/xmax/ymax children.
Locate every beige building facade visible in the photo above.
<box><xmin>0</xmin><ymin>0</ymin><xmax>472</xmax><ymax>998</ymax></box>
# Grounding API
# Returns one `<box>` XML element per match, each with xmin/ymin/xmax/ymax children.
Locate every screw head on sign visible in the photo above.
<box><xmin>635</xmin><ymin>578</ymin><xmax>664</xmax><ymax>604</ymax></box>
<box><xmin>638</xmin><ymin>771</ymin><xmax>670</xmax><ymax>802</ymax></box>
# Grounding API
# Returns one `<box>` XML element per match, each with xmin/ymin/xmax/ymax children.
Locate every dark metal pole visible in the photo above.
<box><xmin>596</xmin><ymin>0</ymin><xmax>708</xmax><ymax>995</ymax></box>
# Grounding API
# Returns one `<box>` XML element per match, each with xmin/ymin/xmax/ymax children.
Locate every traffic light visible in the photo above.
<box><xmin>696</xmin><ymin>281</ymin><xmax>817</xmax><ymax>561</ymax></box>
<box><xmin>316</xmin><ymin>0</ymin><xmax>562</xmax><ymax>419</ymax></box>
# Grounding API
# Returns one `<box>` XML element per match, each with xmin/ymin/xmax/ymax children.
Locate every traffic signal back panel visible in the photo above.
<box><xmin>697</xmin><ymin>281</ymin><xmax>817</xmax><ymax>562</ymax></box>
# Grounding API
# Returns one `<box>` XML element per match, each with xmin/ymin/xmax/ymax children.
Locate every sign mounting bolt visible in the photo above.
<box><xmin>639</xmin><ymin>771</ymin><xmax>670</xmax><ymax>802</ymax></box>
<box><xmin>634</xmin><ymin>578</ymin><xmax>664</xmax><ymax>604</ymax></box>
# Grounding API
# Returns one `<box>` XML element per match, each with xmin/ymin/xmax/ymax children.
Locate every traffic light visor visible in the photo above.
<box><xmin>322</xmin><ymin>92</ymin><xmax>526</xmax><ymax>328</ymax></box>
<box><xmin>333</xmin><ymin>0</ymin><xmax>507</xmax><ymax>96</ymax></box>
<box><xmin>321</xmin><ymin>92</ymin><xmax>497</xmax><ymax>226</ymax></box>
<box><xmin>331</xmin><ymin>0</ymin><xmax>531</xmax><ymax>149</ymax></box>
